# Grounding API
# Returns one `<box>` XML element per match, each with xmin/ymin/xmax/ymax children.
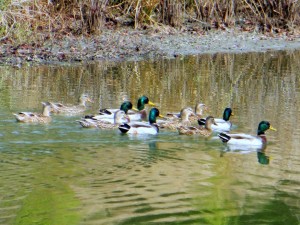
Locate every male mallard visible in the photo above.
<box><xmin>78</xmin><ymin>110</ymin><xmax>129</xmax><ymax>129</ymax></box>
<box><xmin>118</xmin><ymin>108</ymin><xmax>163</xmax><ymax>135</ymax></box>
<box><xmin>90</xmin><ymin>101</ymin><xmax>134</xmax><ymax>120</ymax></box>
<box><xmin>218</xmin><ymin>121</ymin><xmax>276</xmax><ymax>147</ymax></box>
<box><xmin>198</xmin><ymin>107</ymin><xmax>233</xmax><ymax>132</ymax></box>
<box><xmin>13</xmin><ymin>102</ymin><xmax>53</xmax><ymax>123</ymax></box>
<box><xmin>50</xmin><ymin>93</ymin><xmax>93</xmax><ymax>114</ymax></box>
<box><xmin>158</xmin><ymin>107</ymin><xmax>195</xmax><ymax>130</ymax></box>
<box><xmin>177</xmin><ymin>116</ymin><xmax>217</xmax><ymax>136</ymax></box>
<box><xmin>166</xmin><ymin>103</ymin><xmax>208</xmax><ymax>121</ymax></box>
<box><xmin>98</xmin><ymin>96</ymin><xmax>154</xmax><ymax>121</ymax></box>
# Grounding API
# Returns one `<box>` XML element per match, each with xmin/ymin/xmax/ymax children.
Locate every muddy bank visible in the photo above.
<box><xmin>1</xmin><ymin>27</ymin><xmax>300</xmax><ymax>66</ymax></box>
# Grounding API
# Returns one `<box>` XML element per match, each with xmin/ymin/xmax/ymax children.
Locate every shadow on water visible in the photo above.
<box><xmin>0</xmin><ymin>50</ymin><xmax>300</xmax><ymax>224</ymax></box>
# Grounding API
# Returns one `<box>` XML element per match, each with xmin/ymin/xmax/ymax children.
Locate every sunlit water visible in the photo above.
<box><xmin>0</xmin><ymin>51</ymin><xmax>300</xmax><ymax>225</ymax></box>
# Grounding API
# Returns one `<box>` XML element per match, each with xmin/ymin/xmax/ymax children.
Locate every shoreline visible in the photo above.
<box><xmin>1</xmin><ymin>27</ymin><xmax>300</xmax><ymax>67</ymax></box>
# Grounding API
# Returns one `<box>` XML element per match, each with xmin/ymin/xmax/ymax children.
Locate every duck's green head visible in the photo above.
<box><xmin>120</xmin><ymin>101</ymin><xmax>133</xmax><ymax>114</ymax></box>
<box><xmin>148</xmin><ymin>108</ymin><xmax>163</xmax><ymax>124</ymax></box>
<box><xmin>137</xmin><ymin>96</ymin><xmax>155</xmax><ymax>111</ymax></box>
<box><xmin>223</xmin><ymin>108</ymin><xmax>233</xmax><ymax>121</ymax></box>
<box><xmin>257</xmin><ymin>121</ymin><xmax>277</xmax><ymax>135</ymax></box>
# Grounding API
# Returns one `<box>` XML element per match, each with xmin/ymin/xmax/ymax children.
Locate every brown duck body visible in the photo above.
<box><xmin>159</xmin><ymin>107</ymin><xmax>195</xmax><ymax>130</ymax></box>
<box><xmin>166</xmin><ymin>103</ymin><xmax>208</xmax><ymax>122</ymax></box>
<box><xmin>50</xmin><ymin>93</ymin><xmax>92</xmax><ymax>114</ymax></box>
<box><xmin>177</xmin><ymin>116</ymin><xmax>217</xmax><ymax>136</ymax></box>
<box><xmin>13</xmin><ymin>102</ymin><xmax>53</xmax><ymax>123</ymax></box>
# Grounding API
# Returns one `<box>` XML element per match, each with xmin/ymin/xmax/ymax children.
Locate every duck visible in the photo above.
<box><xmin>49</xmin><ymin>93</ymin><xmax>93</xmax><ymax>114</ymax></box>
<box><xmin>158</xmin><ymin>107</ymin><xmax>195</xmax><ymax>130</ymax></box>
<box><xmin>177</xmin><ymin>116</ymin><xmax>217</xmax><ymax>136</ymax></box>
<box><xmin>89</xmin><ymin>101</ymin><xmax>134</xmax><ymax>120</ymax></box>
<box><xmin>98</xmin><ymin>96</ymin><xmax>155</xmax><ymax>121</ymax></box>
<box><xmin>13</xmin><ymin>102</ymin><xmax>53</xmax><ymax>123</ymax></box>
<box><xmin>118</xmin><ymin>108</ymin><xmax>163</xmax><ymax>135</ymax></box>
<box><xmin>198</xmin><ymin>107</ymin><xmax>233</xmax><ymax>132</ymax></box>
<box><xmin>77</xmin><ymin>110</ymin><xmax>129</xmax><ymax>129</ymax></box>
<box><xmin>218</xmin><ymin>121</ymin><xmax>276</xmax><ymax>147</ymax></box>
<box><xmin>166</xmin><ymin>103</ymin><xmax>208</xmax><ymax>121</ymax></box>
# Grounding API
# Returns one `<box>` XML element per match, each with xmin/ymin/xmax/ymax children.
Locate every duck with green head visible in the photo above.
<box><xmin>97</xmin><ymin>96</ymin><xmax>154</xmax><ymax>121</ymax></box>
<box><xmin>199</xmin><ymin>107</ymin><xmax>234</xmax><ymax>132</ymax></box>
<box><xmin>127</xmin><ymin>95</ymin><xmax>155</xmax><ymax>121</ymax></box>
<box><xmin>218</xmin><ymin>121</ymin><xmax>276</xmax><ymax>147</ymax></box>
<box><xmin>119</xmin><ymin>108</ymin><xmax>163</xmax><ymax>135</ymax></box>
<box><xmin>91</xmin><ymin>101</ymin><xmax>135</xmax><ymax>120</ymax></box>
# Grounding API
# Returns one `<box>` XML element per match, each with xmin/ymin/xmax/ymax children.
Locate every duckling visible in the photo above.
<box><xmin>13</xmin><ymin>102</ymin><xmax>53</xmax><ymax>123</ymax></box>
<box><xmin>177</xmin><ymin>116</ymin><xmax>217</xmax><ymax>136</ymax></box>
<box><xmin>198</xmin><ymin>107</ymin><xmax>233</xmax><ymax>132</ymax></box>
<box><xmin>218</xmin><ymin>121</ymin><xmax>276</xmax><ymax>148</ymax></box>
<box><xmin>158</xmin><ymin>107</ymin><xmax>195</xmax><ymax>130</ymax></box>
<box><xmin>50</xmin><ymin>93</ymin><xmax>93</xmax><ymax>114</ymax></box>
<box><xmin>118</xmin><ymin>108</ymin><xmax>163</xmax><ymax>135</ymax></box>
<box><xmin>78</xmin><ymin>110</ymin><xmax>129</xmax><ymax>129</ymax></box>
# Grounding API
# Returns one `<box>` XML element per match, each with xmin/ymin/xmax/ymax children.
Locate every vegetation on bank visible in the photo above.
<box><xmin>0</xmin><ymin>0</ymin><xmax>299</xmax><ymax>44</ymax></box>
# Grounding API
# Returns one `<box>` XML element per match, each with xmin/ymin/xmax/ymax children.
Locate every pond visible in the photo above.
<box><xmin>0</xmin><ymin>50</ymin><xmax>299</xmax><ymax>225</ymax></box>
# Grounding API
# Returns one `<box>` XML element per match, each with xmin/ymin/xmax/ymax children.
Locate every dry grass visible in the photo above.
<box><xmin>0</xmin><ymin>0</ymin><xmax>299</xmax><ymax>44</ymax></box>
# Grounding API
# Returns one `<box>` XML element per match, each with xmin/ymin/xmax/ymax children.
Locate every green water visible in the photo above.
<box><xmin>0</xmin><ymin>51</ymin><xmax>300</xmax><ymax>225</ymax></box>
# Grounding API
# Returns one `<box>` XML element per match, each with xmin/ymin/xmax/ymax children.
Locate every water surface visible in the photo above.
<box><xmin>0</xmin><ymin>51</ymin><xmax>300</xmax><ymax>225</ymax></box>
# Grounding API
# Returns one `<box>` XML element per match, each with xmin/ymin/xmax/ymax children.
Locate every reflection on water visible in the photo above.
<box><xmin>0</xmin><ymin>50</ymin><xmax>300</xmax><ymax>224</ymax></box>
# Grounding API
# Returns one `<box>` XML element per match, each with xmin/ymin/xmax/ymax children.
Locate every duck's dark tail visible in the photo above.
<box><xmin>198</xmin><ymin>118</ymin><xmax>206</xmax><ymax>126</ymax></box>
<box><xmin>118</xmin><ymin>123</ymin><xmax>131</xmax><ymax>133</ymax></box>
<box><xmin>99</xmin><ymin>108</ymin><xmax>112</xmax><ymax>115</ymax></box>
<box><xmin>218</xmin><ymin>132</ymin><xmax>231</xmax><ymax>143</ymax></box>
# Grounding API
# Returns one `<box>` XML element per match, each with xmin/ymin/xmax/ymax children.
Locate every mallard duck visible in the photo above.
<box><xmin>78</xmin><ymin>110</ymin><xmax>129</xmax><ymax>129</ymax></box>
<box><xmin>218</xmin><ymin>121</ymin><xmax>276</xmax><ymax>147</ymax></box>
<box><xmin>158</xmin><ymin>107</ymin><xmax>195</xmax><ymax>130</ymax></box>
<box><xmin>13</xmin><ymin>102</ymin><xmax>53</xmax><ymax>123</ymax></box>
<box><xmin>177</xmin><ymin>116</ymin><xmax>217</xmax><ymax>136</ymax></box>
<box><xmin>50</xmin><ymin>93</ymin><xmax>93</xmax><ymax>114</ymax></box>
<box><xmin>90</xmin><ymin>101</ymin><xmax>134</xmax><ymax>120</ymax></box>
<box><xmin>118</xmin><ymin>108</ymin><xmax>163</xmax><ymax>135</ymax></box>
<box><xmin>97</xmin><ymin>96</ymin><xmax>154</xmax><ymax>121</ymax></box>
<box><xmin>166</xmin><ymin>103</ymin><xmax>208</xmax><ymax>121</ymax></box>
<box><xmin>198</xmin><ymin>107</ymin><xmax>233</xmax><ymax>132</ymax></box>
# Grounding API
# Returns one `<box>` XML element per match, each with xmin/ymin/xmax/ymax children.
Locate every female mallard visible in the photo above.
<box><xmin>166</xmin><ymin>103</ymin><xmax>208</xmax><ymax>121</ymax></box>
<box><xmin>98</xmin><ymin>96</ymin><xmax>154</xmax><ymax>121</ymax></box>
<box><xmin>78</xmin><ymin>110</ymin><xmax>129</xmax><ymax>129</ymax></box>
<box><xmin>218</xmin><ymin>121</ymin><xmax>276</xmax><ymax>147</ymax></box>
<box><xmin>177</xmin><ymin>116</ymin><xmax>217</xmax><ymax>136</ymax></box>
<box><xmin>118</xmin><ymin>108</ymin><xmax>163</xmax><ymax>135</ymax></box>
<box><xmin>198</xmin><ymin>107</ymin><xmax>233</xmax><ymax>132</ymax></box>
<box><xmin>13</xmin><ymin>102</ymin><xmax>53</xmax><ymax>123</ymax></box>
<box><xmin>158</xmin><ymin>107</ymin><xmax>195</xmax><ymax>130</ymax></box>
<box><xmin>50</xmin><ymin>93</ymin><xmax>93</xmax><ymax>114</ymax></box>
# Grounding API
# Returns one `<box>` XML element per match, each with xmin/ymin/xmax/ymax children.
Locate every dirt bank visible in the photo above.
<box><xmin>1</xmin><ymin>26</ymin><xmax>300</xmax><ymax>67</ymax></box>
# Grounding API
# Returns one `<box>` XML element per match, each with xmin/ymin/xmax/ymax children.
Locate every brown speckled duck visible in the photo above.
<box><xmin>50</xmin><ymin>93</ymin><xmax>93</xmax><ymax>114</ymax></box>
<box><xmin>158</xmin><ymin>107</ymin><xmax>195</xmax><ymax>130</ymax></box>
<box><xmin>13</xmin><ymin>102</ymin><xmax>53</xmax><ymax>123</ymax></box>
<box><xmin>177</xmin><ymin>116</ymin><xmax>217</xmax><ymax>136</ymax></box>
<box><xmin>166</xmin><ymin>103</ymin><xmax>208</xmax><ymax>122</ymax></box>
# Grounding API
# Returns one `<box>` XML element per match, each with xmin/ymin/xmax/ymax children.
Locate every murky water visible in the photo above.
<box><xmin>0</xmin><ymin>50</ymin><xmax>300</xmax><ymax>225</ymax></box>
